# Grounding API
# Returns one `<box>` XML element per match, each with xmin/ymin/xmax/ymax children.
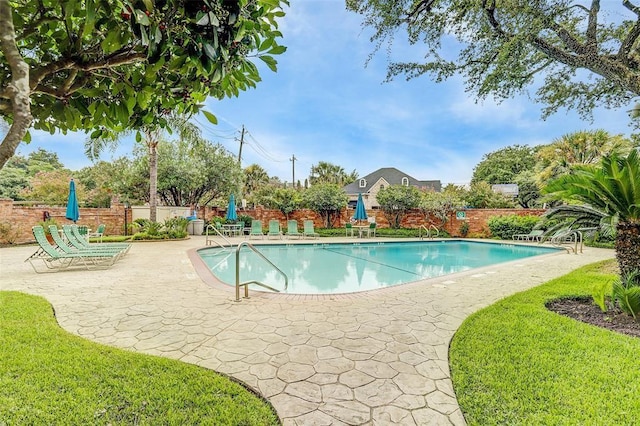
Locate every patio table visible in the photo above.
<box><xmin>222</xmin><ymin>224</ymin><xmax>243</xmax><ymax>237</ymax></box>
<box><xmin>353</xmin><ymin>225</ymin><xmax>369</xmax><ymax>238</ymax></box>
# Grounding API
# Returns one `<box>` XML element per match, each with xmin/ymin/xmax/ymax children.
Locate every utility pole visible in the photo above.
<box><xmin>290</xmin><ymin>154</ymin><xmax>297</xmax><ymax>187</ymax></box>
<box><xmin>237</xmin><ymin>125</ymin><xmax>245</xmax><ymax>165</ymax></box>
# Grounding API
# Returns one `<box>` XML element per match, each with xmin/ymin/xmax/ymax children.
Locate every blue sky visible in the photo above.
<box><xmin>19</xmin><ymin>0</ymin><xmax>636</xmax><ymax>186</ymax></box>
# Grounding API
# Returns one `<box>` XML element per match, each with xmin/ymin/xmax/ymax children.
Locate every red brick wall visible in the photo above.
<box><xmin>0</xmin><ymin>198</ymin><xmax>129</xmax><ymax>244</ymax></box>
<box><xmin>201</xmin><ymin>206</ymin><xmax>545</xmax><ymax>237</ymax></box>
<box><xmin>441</xmin><ymin>209</ymin><xmax>546</xmax><ymax>237</ymax></box>
<box><xmin>0</xmin><ymin>197</ymin><xmax>546</xmax><ymax>245</ymax></box>
<box><xmin>200</xmin><ymin>206</ymin><xmax>325</xmax><ymax>229</ymax></box>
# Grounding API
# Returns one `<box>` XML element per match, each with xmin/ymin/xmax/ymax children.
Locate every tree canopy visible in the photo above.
<box><xmin>0</xmin><ymin>0</ymin><xmax>288</xmax><ymax>169</ymax></box>
<box><xmin>347</xmin><ymin>0</ymin><xmax>640</xmax><ymax>119</ymax></box>
<box><xmin>21</xmin><ymin>169</ymin><xmax>80</xmax><ymax>205</ymax></box>
<box><xmin>419</xmin><ymin>188</ymin><xmax>465</xmax><ymax>230</ymax></box>
<box><xmin>471</xmin><ymin>145</ymin><xmax>537</xmax><ymax>185</ymax></box>
<box><xmin>0</xmin><ymin>149</ymin><xmax>66</xmax><ymax>200</ymax></box>
<box><xmin>254</xmin><ymin>187</ymin><xmax>301</xmax><ymax>219</ymax></box>
<box><xmin>376</xmin><ymin>184</ymin><xmax>422</xmax><ymax>228</ymax></box>
<box><xmin>302</xmin><ymin>183</ymin><xmax>348</xmax><ymax>228</ymax></box>
<box><xmin>134</xmin><ymin>138</ymin><xmax>242</xmax><ymax>208</ymax></box>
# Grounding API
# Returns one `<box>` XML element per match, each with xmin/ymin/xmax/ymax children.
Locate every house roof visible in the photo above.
<box><xmin>342</xmin><ymin>167</ymin><xmax>442</xmax><ymax>194</ymax></box>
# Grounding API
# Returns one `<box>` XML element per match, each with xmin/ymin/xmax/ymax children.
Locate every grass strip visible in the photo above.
<box><xmin>0</xmin><ymin>291</ymin><xmax>279</xmax><ymax>425</ymax></box>
<box><xmin>450</xmin><ymin>260</ymin><xmax>640</xmax><ymax>425</ymax></box>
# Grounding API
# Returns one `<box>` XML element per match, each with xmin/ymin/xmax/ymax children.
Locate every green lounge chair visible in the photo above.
<box><xmin>87</xmin><ymin>224</ymin><xmax>106</xmax><ymax>242</ymax></box>
<box><xmin>512</xmin><ymin>229</ymin><xmax>544</xmax><ymax>241</ymax></box>
<box><xmin>286</xmin><ymin>220</ymin><xmax>302</xmax><ymax>239</ymax></box>
<box><xmin>249</xmin><ymin>220</ymin><xmax>264</xmax><ymax>239</ymax></box>
<box><xmin>25</xmin><ymin>226</ymin><xmax>119</xmax><ymax>273</ymax></box>
<box><xmin>303</xmin><ymin>220</ymin><xmax>319</xmax><ymax>239</ymax></box>
<box><xmin>64</xmin><ymin>225</ymin><xmax>131</xmax><ymax>253</ymax></box>
<box><xmin>345</xmin><ymin>223</ymin><xmax>354</xmax><ymax>237</ymax></box>
<box><xmin>267</xmin><ymin>220</ymin><xmax>283</xmax><ymax>239</ymax></box>
<box><xmin>49</xmin><ymin>225</ymin><xmax>125</xmax><ymax>259</ymax></box>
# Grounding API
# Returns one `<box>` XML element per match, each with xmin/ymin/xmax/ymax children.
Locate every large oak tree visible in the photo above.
<box><xmin>347</xmin><ymin>0</ymin><xmax>640</xmax><ymax>118</ymax></box>
<box><xmin>0</xmin><ymin>0</ymin><xmax>287</xmax><ymax>170</ymax></box>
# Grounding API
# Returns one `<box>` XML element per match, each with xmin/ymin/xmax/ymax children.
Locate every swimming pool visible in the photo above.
<box><xmin>197</xmin><ymin>240</ymin><xmax>560</xmax><ymax>295</ymax></box>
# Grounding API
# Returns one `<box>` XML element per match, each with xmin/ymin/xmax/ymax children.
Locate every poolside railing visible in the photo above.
<box><xmin>549</xmin><ymin>229</ymin><xmax>586</xmax><ymax>254</ymax></box>
<box><xmin>419</xmin><ymin>224</ymin><xmax>440</xmax><ymax>240</ymax></box>
<box><xmin>235</xmin><ymin>242</ymin><xmax>288</xmax><ymax>302</ymax></box>
<box><xmin>205</xmin><ymin>224</ymin><xmax>231</xmax><ymax>249</ymax></box>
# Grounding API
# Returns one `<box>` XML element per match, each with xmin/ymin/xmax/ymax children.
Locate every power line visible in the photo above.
<box><xmin>244</xmin><ymin>130</ymin><xmax>287</xmax><ymax>163</ymax></box>
<box><xmin>191</xmin><ymin>117</ymin><xmax>238</xmax><ymax>140</ymax></box>
<box><xmin>192</xmin><ymin>112</ymin><xmax>289</xmax><ymax>168</ymax></box>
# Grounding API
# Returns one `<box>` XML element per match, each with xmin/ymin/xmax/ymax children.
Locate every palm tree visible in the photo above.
<box><xmin>86</xmin><ymin>115</ymin><xmax>202</xmax><ymax>222</ymax></box>
<box><xmin>544</xmin><ymin>151</ymin><xmax>640</xmax><ymax>277</ymax></box>
<box><xmin>243</xmin><ymin>164</ymin><xmax>270</xmax><ymax>196</ymax></box>
<box><xmin>536</xmin><ymin>130</ymin><xmax>635</xmax><ymax>184</ymax></box>
<box><xmin>309</xmin><ymin>161</ymin><xmax>357</xmax><ymax>186</ymax></box>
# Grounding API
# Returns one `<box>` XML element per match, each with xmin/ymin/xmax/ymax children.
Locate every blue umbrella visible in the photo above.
<box><xmin>354</xmin><ymin>193</ymin><xmax>367</xmax><ymax>223</ymax></box>
<box><xmin>65</xmin><ymin>179</ymin><xmax>80</xmax><ymax>223</ymax></box>
<box><xmin>226</xmin><ymin>194</ymin><xmax>238</xmax><ymax>221</ymax></box>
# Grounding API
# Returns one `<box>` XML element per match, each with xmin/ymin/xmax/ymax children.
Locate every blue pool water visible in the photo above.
<box><xmin>197</xmin><ymin>241</ymin><xmax>560</xmax><ymax>295</ymax></box>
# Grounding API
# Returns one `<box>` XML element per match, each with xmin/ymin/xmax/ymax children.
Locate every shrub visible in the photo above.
<box><xmin>237</xmin><ymin>214</ymin><xmax>253</xmax><ymax>228</ymax></box>
<box><xmin>459</xmin><ymin>221</ymin><xmax>470</xmax><ymax>237</ymax></box>
<box><xmin>590</xmin><ymin>270</ymin><xmax>640</xmax><ymax>320</ymax></box>
<box><xmin>163</xmin><ymin>217</ymin><xmax>189</xmax><ymax>238</ymax></box>
<box><xmin>611</xmin><ymin>271</ymin><xmax>640</xmax><ymax>319</ymax></box>
<box><xmin>0</xmin><ymin>221</ymin><xmax>22</xmax><ymax>244</ymax></box>
<box><xmin>487</xmin><ymin>215</ymin><xmax>540</xmax><ymax>239</ymax></box>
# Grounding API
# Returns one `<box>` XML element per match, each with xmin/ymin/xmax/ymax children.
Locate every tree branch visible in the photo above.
<box><xmin>482</xmin><ymin>0</ymin><xmax>507</xmax><ymax>39</ymax></box>
<box><xmin>585</xmin><ymin>0</ymin><xmax>600</xmax><ymax>51</ymax></box>
<box><xmin>29</xmin><ymin>49</ymin><xmax>146</xmax><ymax>93</ymax></box>
<box><xmin>406</xmin><ymin>0</ymin><xmax>437</xmax><ymax>24</ymax></box>
<box><xmin>619</xmin><ymin>1</ymin><xmax>640</xmax><ymax>60</ymax></box>
<box><xmin>545</xmin><ymin>19</ymin><xmax>588</xmax><ymax>55</ymax></box>
<box><xmin>623</xmin><ymin>0</ymin><xmax>640</xmax><ymax>15</ymax></box>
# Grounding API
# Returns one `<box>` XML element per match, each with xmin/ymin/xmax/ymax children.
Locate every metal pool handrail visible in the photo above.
<box><xmin>235</xmin><ymin>242</ymin><xmax>288</xmax><ymax>302</ymax></box>
<box><xmin>419</xmin><ymin>224</ymin><xmax>439</xmax><ymax>240</ymax></box>
<box><xmin>205</xmin><ymin>224</ymin><xmax>231</xmax><ymax>249</ymax></box>
<box><xmin>550</xmin><ymin>229</ymin><xmax>584</xmax><ymax>254</ymax></box>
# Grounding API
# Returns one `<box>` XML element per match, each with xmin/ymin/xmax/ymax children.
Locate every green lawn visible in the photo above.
<box><xmin>0</xmin><ymin>291</ymin><xmax>279</xmax><ymax>425</ymax></box>
<box><xmin>450</xmin><ymin>260</ymin><xmax>640</xmax><ymax>425</ymax></box>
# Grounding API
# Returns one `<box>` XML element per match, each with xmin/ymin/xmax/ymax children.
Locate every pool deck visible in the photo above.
<box><xmin>2</xmin><ymin>237</ymin><xmax>614</xmax><ymax>425</ymax></box>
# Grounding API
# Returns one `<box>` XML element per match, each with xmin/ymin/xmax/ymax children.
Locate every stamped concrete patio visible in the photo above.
<box><xmin>1</xmin><ymin>236</ymin><xmax>614</xmax><ymax>425</ymax></box>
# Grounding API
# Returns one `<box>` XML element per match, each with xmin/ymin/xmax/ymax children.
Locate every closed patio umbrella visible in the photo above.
<box><xmin>354</xmin><ymin>193</ymin><xmax>367</xmax><ymax>224</ymax></box>
<box><xmin>226</xmin><ymin>194</ymin><xmax>238</xmax><ymax>221</ymax></box>
<box><xmin>65</xmin><ymin>179</ymin><xmax>80</xmax><ymax>223</ymax></box>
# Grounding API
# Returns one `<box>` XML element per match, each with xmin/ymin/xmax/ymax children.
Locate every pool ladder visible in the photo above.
<box><xmin>548</xmin><ymin>229</ymin><xmax>585</xmax><ymax>254</ymax></box>
<box><xmin>235</xmin><ymin>242</ymin><xmax>288</xmax><ymax>302</ymax></box>
<box><xmin>205</xmin><ymin>224</ymin><xmax>232</xmax><ymax>249</ymax></box>
<box><xmin>419</xmin><ymin>224</ymin><xmax>439</xmax><ymax>240</ymax></box>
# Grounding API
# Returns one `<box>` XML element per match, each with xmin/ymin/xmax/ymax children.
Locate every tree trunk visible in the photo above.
<box><xmin>0</xmin><ymin>0</ymin><xmax>33</xmax><ymax>170</ymax></box>
<box><xmin>615</xmin><ymin>222</ymin><xmax>640</xmax><ymax>278</ymax></box>
<box><xmin>147</xmin><ymin>130</ymin><xmax>158</xmax><ymax>223</ymax></box>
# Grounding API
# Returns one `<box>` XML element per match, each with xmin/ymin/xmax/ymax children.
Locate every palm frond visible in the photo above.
<box><xmin>540</xmin><ymin>204</ymin><xmax>614</xmax><ymax>239</ymax></box>
<box><xmin>544</xmin><ymin>151</ymin><xmax>640</xmax><ymax>222</ymax></box>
